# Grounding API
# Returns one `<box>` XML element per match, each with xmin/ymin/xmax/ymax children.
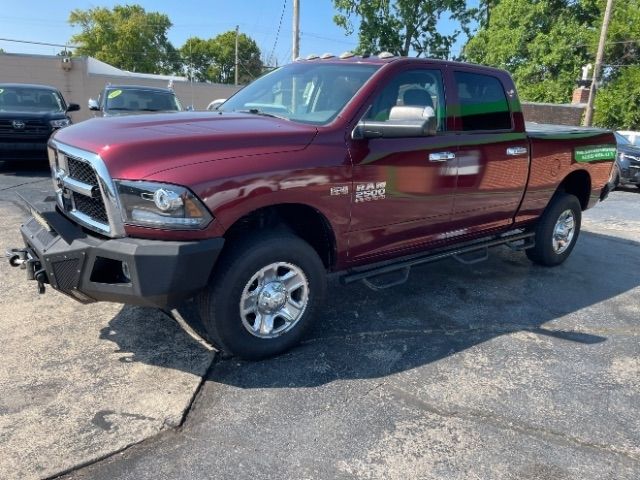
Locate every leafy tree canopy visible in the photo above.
<box><xmin>594</xmin><ymin>66</ymin><xmax>640</xmax><ymax>129</ymax></box>
<box><xmin>181</xmin><ymin>31</ymin><xmax>263</xmax><ymax>84</ymax></box>
<box><xmin>464</xmin><ymin>0</ymin><xmax>600</xmax><ymax>103</ymax></box>
<box><xmin>333</xmin><ymin>0</ymin><xmax>477</xmax><ymax>58</ymax></box>
<box><xmin>69</xmin><ymin>4</ymin><xmax>180</xmax><ymax>74</ymax></box>
<box><xmin>464</xmin><ymin>0</ymin><xmax>640</xmax><ymax>128</ymax></box>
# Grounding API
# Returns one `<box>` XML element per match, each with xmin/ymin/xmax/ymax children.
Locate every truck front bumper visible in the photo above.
<box><xmin>10</xmin><ymin>202</ymin><xmax>224</xmax><ymax>308</ymax></box>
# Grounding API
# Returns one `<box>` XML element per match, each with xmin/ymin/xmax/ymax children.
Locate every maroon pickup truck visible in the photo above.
<box><xmin>8</xmin><ymin>55</ymin><xmax>616</xmax><ymax>359</ymax></box>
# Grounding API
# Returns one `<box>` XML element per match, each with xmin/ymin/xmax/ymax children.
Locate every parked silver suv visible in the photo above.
<box><xmin>88</xmin><ymin>85</ymin><xmax>182</xmax><ymax>117</ymax></box>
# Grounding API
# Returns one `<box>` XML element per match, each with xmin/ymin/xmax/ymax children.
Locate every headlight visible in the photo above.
<box><xmin>50</xmin><ymin>118</ymin><xmax>71</xmax><ymax>129</ymax></box>
<box><xmin>115</xmin><ymin>180</ymin><xmax>213</xmax><ymax>230</ymax></box>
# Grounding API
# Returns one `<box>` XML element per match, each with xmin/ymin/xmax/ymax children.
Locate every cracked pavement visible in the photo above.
<box><xmin>1</xmin><ymin>164</ymin><xmax>639</xmax><ymax>479</ymax></box>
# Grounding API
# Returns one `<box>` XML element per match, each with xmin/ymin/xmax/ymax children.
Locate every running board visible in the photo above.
<box><xmin>342</xmin><ymin>231</ymin><xmax>535</xmax><ymax>290</ymax></box>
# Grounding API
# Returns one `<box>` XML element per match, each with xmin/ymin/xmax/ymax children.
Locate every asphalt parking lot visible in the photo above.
<box><xmin>1</xmin><ymin>162</ymin><xmax>639</xmax><ymax>480</ymax></box>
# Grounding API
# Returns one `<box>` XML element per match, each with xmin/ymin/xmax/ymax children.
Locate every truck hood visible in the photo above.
<box><xmin>52</xmin><ymin>111</ymin><xmax>318</xmax><ymax>179</ymax></box>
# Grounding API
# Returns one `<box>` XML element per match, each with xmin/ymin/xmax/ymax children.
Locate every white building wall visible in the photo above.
<box><xmin>0</xmin><ymin>53</ymin><xmax>241</xmax><ymax>122</ymax></box>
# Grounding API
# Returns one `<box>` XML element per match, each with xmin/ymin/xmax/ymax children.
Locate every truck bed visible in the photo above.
<box><xmin>526</xmin><ymin>122</ymin><xmax>612</xmax><ymax>140</ymax></box>
<box><xmin>516</xmin><ymin>122</ymin><xmax>616</xmax><ymax>224</ymax></box>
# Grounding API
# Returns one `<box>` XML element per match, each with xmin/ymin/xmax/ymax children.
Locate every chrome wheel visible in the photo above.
<box><xmin>239</xmin><ymin>262</ymin><xmax>309</xmax><ymax>339</ymax></box>
<box><xmin>552</xmin><ymin>209</ymin><xmax>576</xmax><ymax>254</ymax></box>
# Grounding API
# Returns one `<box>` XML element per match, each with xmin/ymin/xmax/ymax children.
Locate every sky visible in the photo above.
<box><xmin>0</xmin><ymin>1</ymin><xmax>477</xmax><ymax>67</ymax></box>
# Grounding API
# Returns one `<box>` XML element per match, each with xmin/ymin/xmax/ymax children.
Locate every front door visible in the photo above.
<box><xmin>347</xmin><ymin>67</ymin><xmax>458</xmax><ymax>262</ymax></box>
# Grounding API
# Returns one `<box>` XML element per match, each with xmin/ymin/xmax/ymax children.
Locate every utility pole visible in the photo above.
<box><xmin>234</xmin><ymin>25</ymin><xmax>239</xmax><ymax>86</ymax></box>
<box><xmin>584</xmin><ymin>0</ymin><xmax>614</xmax><ymax>126</ymax></box>
<box><xmin>292</xmin><ymin>0</ymin><xmax>300</xmax><ymax>61</ymax></box>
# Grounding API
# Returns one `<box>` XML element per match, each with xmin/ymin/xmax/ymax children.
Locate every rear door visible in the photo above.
<box><xmin>347</xmin><ymin>66</ymin><xmax>459</xmax><ymax>261</ymax></box>
<box><xmin>447</xmin><ymin>68</ymin><xmax>529</xmax><ymax>237</ymax></box>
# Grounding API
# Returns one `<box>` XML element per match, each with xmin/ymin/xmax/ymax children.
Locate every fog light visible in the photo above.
<box><xmin>121</xmin><ymin>261</ymin><xmax>131</xmax><ymax>282</ymax></box>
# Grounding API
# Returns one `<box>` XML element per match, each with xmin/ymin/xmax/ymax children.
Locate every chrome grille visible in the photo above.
<box><xmin>48</xmin><ymin>140</ymin><xmax>124</xmax><ymax>238</ymax></box>
<box><xmin>72</xmin><ymin>192</ymin><xmax>109</xmax><ymax>224</ymax></box>
<box><xmin>67</xmin><ymin>157</ymin><xmax>99</xmax><ymax>187</ymax></box>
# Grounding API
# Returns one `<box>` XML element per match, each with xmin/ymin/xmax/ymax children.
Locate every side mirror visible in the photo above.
<box><xmin>66</xmin><ymin>103</ymin><xmax>80</xmax><ymax>112</ymax></box>
<box><xmin>352</xmin><ymin>105</ymin><xmax>437</xmax><ymax>139</ymax></box>
<box><xmin>207</xmin><ymin>99</ymin><xmax>227</xmax><ymax>111</ymax></box>
<box><xmin>88</xmin><ymin>99</ymin><xmax>99</xmax><ymax>111</ymax></box>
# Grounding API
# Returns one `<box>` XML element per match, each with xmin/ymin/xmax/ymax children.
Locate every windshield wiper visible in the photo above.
<box><xmin>236</xmin><ymin>109</ymin><xmax>289</xmax><ymax>121</ymax></box>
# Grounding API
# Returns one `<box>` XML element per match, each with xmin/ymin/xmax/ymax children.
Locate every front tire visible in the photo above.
<box><xmin>526</xmin><ymin>192</ymin><xmax>582</xmax><ymax>267</ymax></box>
<box><xmin>196</xmin><ymin>232</ymin><xmax>326</xmax><ymax>360</ymax></box>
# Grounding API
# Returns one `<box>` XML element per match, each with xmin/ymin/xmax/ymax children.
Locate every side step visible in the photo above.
<box><xmin>341</xmin><ymin>231</ymin><xmax>535</xmax><ymax>290</ymax></box>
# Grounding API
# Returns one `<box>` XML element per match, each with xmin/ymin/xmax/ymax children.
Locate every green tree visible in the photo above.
<box><xmin>594</xmin><ymin>66</ymin><xmax>640</xmax><ymax>129</ymax></box>
<box><xmin>181</xmin><ymin>31</ymin><xmax>262</xmax><ymax>84</ymax></box>
<box><xmin>464</xmin><ymin>0</ymin><xmax>599</xmax><ymax>103</ymax></box>
<box><xmin>333</xmin><ymin>0</ymin><xmax>476</xmax><ymax>58</ymax></box>
<box><xmin>464</xmin><ymin>0</ymin><xmax>640</xmax><ymax>126</ymax></box>
<box><xmin>68</xmin><ymin>4</ymin><xmax>180</xmax><ymax>74</ymax></box>
<box><xmin>181</xmin><ymin>37</ymin><xmax>216</xmax><ymax>82</ymax></box>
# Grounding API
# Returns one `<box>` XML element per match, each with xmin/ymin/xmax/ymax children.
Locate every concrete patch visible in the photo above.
<box><xmin>0</xmin><ymin>201</ymin><xmax>214</xmax><ymax>479</ymax></box>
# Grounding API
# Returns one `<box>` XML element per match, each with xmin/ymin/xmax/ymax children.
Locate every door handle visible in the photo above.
<box><xmin>429</xmin><ymin>151</ymin><xmax>456</xmax><ymax>162</ymax></box>
<box><xmin>506</xmin><ymin>146</ymin><xmax>528</xmax><ymax>156</ymax></box>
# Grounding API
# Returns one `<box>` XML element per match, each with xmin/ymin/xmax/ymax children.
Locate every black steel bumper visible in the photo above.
<box><xmin>11</xmin><ymin>202</ymin><xmax>224</xmax><ymax>308</ymax></box>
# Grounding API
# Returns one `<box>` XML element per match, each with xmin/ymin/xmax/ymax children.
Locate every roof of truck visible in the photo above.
<box><xmin>292</xmin><ymin>53</ymin><xmax>509</xmax><ymax>75</ymax></box>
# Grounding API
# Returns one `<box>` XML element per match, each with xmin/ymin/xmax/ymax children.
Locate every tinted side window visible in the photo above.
<box><xmin>454</xmin><ymin>72</ymin><xmax>511</xmax><ymax>131</ymax></box>
<box><xmin>366</xmin><ymin>69</ymin><xmax>446</xmax><ymax>132</ymax></box>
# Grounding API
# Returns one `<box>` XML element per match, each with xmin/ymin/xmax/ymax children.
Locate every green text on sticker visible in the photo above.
<box><xmin>108</xmin><ymin>89</ymin><xmax>122</xmax><ymax>99</ymax></box>
<box><xmin>574</xmin><ymin>145</ymin><xmax>616</xmax><ymax>163</ymax></box>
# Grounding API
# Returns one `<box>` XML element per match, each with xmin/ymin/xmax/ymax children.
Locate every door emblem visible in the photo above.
<box><xmin>330</xmin><ymin>185</ymin><xmax>349</xmax><ymax>196</ymax></box>
<box><xmin>12</xmin><ymin>120</ymin><xmax>26</xmax><ymax>130</ymax></box>
<box><xmin>355</xmin><ymin>182</ymin><xmax>386</xmax><ymax>203</ymax></box>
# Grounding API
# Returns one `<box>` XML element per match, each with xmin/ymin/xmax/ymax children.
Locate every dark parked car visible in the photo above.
<box><xmin>0</xmin><ymin>83</ymin><xmax>79</xmax><ymax>162</ymax></box>
<box><xmin>613</xmin><ymin>132</ymin><xmax>640</xmax><ymax>188</ymax></box>
<box><xmin>88</xmin><ymin>85</ymin><xmax>182</xmax><ymax>117</ymax></box>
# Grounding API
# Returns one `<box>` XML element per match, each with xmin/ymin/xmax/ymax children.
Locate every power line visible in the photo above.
<box><xmin>268</xmin><ymin>0</ymin><xmax>288</xmax><ymax>66</ymax></box>
<box><xmin>0</xmin><ymin>37</ymin><xmax>77</xmax><ymax>49</ymax></box>
<box><xmin>300</xmin><ymin>31</ymin><xmax>356</xmax><ymax>46</ymax></box>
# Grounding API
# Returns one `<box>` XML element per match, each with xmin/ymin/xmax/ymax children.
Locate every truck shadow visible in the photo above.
<box><xmin>102</xmin><ymin>229</ymin><xmax>639</xmax><ymax>387</ymax></box>
<box><xmin>98</xmin><ymin>305</ymin><xmax>214</xmax><ymax>374</ymax></box>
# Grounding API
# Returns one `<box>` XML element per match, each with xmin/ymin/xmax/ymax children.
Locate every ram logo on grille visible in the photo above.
<box><xmin>48</xmin><ymin>143</ymin><xmax>120</xmax><ymax>237</ymax></box>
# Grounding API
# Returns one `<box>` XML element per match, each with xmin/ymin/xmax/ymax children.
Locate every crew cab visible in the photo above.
<box><xmin>0</xmin><ymin>83</ymin><xmax>80</xmax><ymax>162</ymax></box>
<box><xmin>88</xmin><ymin>85</ymin><xmax>182</xmax><ymax>117</ymax></box>
<box><xmin>8</xmin><ymin>55</ymin><xmax>616</xmax><ymax>359</ymax></box>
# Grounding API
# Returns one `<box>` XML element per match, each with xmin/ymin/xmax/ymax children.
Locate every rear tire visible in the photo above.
<box><xmin>526</xmin><ymin>192</ymin><xmax>582</xmax><ymax>267</ymax></box>
<box><xmin>195</xmin><ymin>232</ymin><xmax>326</xmax><ymax>360</ymax></box>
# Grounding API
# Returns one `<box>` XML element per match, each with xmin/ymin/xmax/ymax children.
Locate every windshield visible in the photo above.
<box><xmin>219</xmin><ymin>63</ymin><xmax>380</xmax><ymax>125</ymax></box>
<box><xmin>104</xmin><ymin>89</ymin><xmax>182</xmax><ymax>112</ymax></box>
<box><xmin>0</xmin><ymin>86</ymin><xmax>65</xmax><ymax>112</ymax></box>
<box><xmin>614</xmin><ymin>132</ymin><xmax>631</xmax><ymax>145</ymax></box>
